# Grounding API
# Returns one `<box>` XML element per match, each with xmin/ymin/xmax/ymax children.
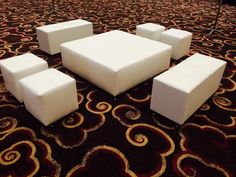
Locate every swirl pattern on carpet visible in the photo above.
<box><xmin>0</xmin><ymin>0</ymin><xmax>235</xmax><ymax>176</ymax></box>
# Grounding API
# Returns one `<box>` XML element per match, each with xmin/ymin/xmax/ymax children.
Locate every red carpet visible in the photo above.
<box><xmin>0</xmin><ymin>0</ymin><xmax>235</xmax><ymax>176</ymax></box>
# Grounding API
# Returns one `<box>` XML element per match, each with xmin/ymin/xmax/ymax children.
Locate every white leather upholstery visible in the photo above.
<box><xmin>36</xmin><ymin>19</ymin><xmax>93</xmax><ymax>55</ymax></box>
<box><xmin>160</xmin><ymin>28</ymin><xmax>192</xmax><ymax>60</ymax></box>
<box><xmin>61</xmin><ymin>30</ymin><xmax>172</xmax><ymax>96</ymax></box>
<box><xmin>19</xmin><ymin>69</ymin><xmax>78</xmax><ymax>126</ymax></box>
<box><xmin>0</xmin><ymin>53</ymin><xmax>48</xmax><ymax>102</ymax></box>
<box><xmin>150</xmin><ymin>53</ymin><xmax>226</xmax><ymax>124</ymax></box>
<box><xmin>136</xmin><ymin>23</ymin><xmax>166</xmax><ymax>41</ymax></box>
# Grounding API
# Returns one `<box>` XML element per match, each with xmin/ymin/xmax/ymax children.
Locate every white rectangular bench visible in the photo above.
<box><xmin>150</xmin><ymin>53</ymin><xmax>226</xmax><ymax>124</ymax></box>
<box><xmin>36</xmin><ymin>19</ymin><xmax>93</xmax><ymax>55</ymax></box>
<box><xmin>61</xmin><ymin>30</ymin><xmax>172</xmax><ymax>96</ymax></box>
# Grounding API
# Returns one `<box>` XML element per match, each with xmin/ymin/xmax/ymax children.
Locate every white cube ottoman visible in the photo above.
<box><xmin>19</xmin><ymin>69</ymin><xmax>78</xmax><ymax>126</ymax></box>
<box><xmin>160</xmin><ymin>28</ymin><xmax>192</xmax><ymax>60</ymax></box>
<box><xmin>36</xmin><ymin>19</ymin><xmax>93</xmax><ymax>55</ymax></box>
<box><xmin>150</xmin><ymin>53</ymin><xmax>226</xmax><ymax>124</ymax></box>
<box><xmin>61</xmin><ymin>30</ymin><xmax>172</xmax><ymax>96</ymax></box>
<box><xmin>136</xmin><ymin>23</ymin><xmax>166</xmax><ymax>41</ymax></box>
<box><xmin>0</xmin><ymin>53</ymin><xmax>48</xmax><ymax>102</ymax></box>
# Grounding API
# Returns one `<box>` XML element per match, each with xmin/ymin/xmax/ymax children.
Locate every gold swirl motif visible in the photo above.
<box><xmin>223</xmin><ymin>78</ymin><xmax>236</xmax><ymax>92</ymax></box>
<box><xmin>23</xmin><ymin>28</ymin><xmax>33</xmax><ymax>32</ymax></box>
<box><xmin>125</xmin><ymin>110</ymin><xmax>140</xmax><ymax>120</ymax></box>
<box><xmin>203</xmin><ymin>42</ymin><xmax>213</xmax><ymax>47</ymax></box>
<box><xmin>42</xmin><ymin>114</ymin><xmax>106</xmax><ymax>149</ymax></box>
<box><xmin>21</xmin><ymin>37</ymin><xmax>33</xmax><ymax>42</ymax></box>
<box><xmin>126</xmin><ymin>123</ymin><xmax>175</xmax><ymax>176</ymax></box>
<box><xmin>126</xmin><ymin>123</ymin><xmax>175</xmax><ymax>149</ymax></box>
<box><xmin>213</xmin><ymin>39</ymin><xmax>222</xmax><ymax>43</ymax></box>
<box><xmin>133</xmin><ymin>134</ymin><xmax>148</xmax><ymax>147</ymax></box>
<box><xmin>126</xmin><ymin>93</ymin><xmax>151</xmax><ymax>102</ymax></box>
<box><xmin>66</xmin><ymin>145</ymin><xmax>137</xmax><ymax>177</ymax></box>
<box><xmin>72</xmin><ymin>78</ymin><xmax>90</xmax><ymax>92</ymax></box>
<box><xmin>176</xmin><ymin>153</ymin><xmax>231</xmax><ymax>177</ymax></box>
<box><xmin>180</xmin><ymin>123</ymin><xmax>236</xmax><ymax>151</ymax></box>
<box><xmin>0</xmin><ymin>104</ymin><xmax>18</xmax><ymax>109</ymax></box>
<box><xmin>86</xmin><ymin>101</ymin><xmax>112</xmax><ymax>114</ymax></box>
<box><xmin>0</xmin><ymin>140</ymin><xmax>39</xmax><ymax>176</ymax></box>
<box><xmin>86</xmin><ymin>91</ymin><xmax>112</xmax><ymax>114</ymax></box>
<box><xmin>0</xmin><ymin>128</ymin><xmax>61</xmax><ymax>176</ymax></box>
<box><xmin>0</xmin><ymin>117</ymin><xmax>17</xmax><ymax>135</ymax></box>
<box><xmin>195</xmin><ymin>114</ymin><xmax>236</xmax><ymax>128</ymax></box>
<box><xmin>0</xmin><ymin>49</ymin><xmax>7</xmax><ymax>57</ymax></box>
<box><xmin>215</xmin><ymin>87</ymin><xmax>225</xmax><ymax>95</ymax></box>
<box><xmin>29</xmin><ymin>45</ymin><xmax>39</xmax><ymax>50</ymax></box>
<box><xmin>225</xmin><ymin>50</ymin><xmax>236</xmax><ymax>61</ymax></box>
<box><xmin>21</xmin><ymin>24</ymin><xmax>31</xmax><ymax>28</ymax></box>
<box><xmin>200</xmin><ymin>104</ymin><xmax>210</xmax><ymax>111</ymax></box>
<box><xmin>4</xmin><ymin>44</ymin><xmax>12</xmax><ymax>48</ymax></box>
<box><xmin>36</xmin><ymin>139</ymin><xmax>61</xmax><ymax>177</ymax></box>
<box><xmin>112</xmin><ymin>104</ymin><xmax>141</xmax><ymax>127</ymax></box>
<box><xmin>50</xmin><ymin>60</ymin><xmax>63</xmax><ymax>69</ymax></box>
<box><xmin>213</xmin><ymin>96</ymin><xmax>236</xmax><ymax>111</ymax></box>
<box><xmin>96</xmin><ymin>102</ymin><xmax>109</xmax><ymax>111</ymax></box>
<box><xmin>215</xmin><ymin>97</ymin><xmax>231</xmax><ymax>106</ymax></box>
<box><xmin>61</xmin><ymin>113</ymin><xmax>84</xmax><ymax>128</ymax></box>
<box><xmin>15</xmin><ymin>42</ymin><xmax>39</xmax><ymax>53</ymax></box>
<box><xmin>0</xmin><ymin>150</ymin><xmax>21</xmax><ymax>165</ymax></box>
<box><xmin>77</xmin><ymin>93</ymin><xmax>84</xmax><ymax>105</ymax></box>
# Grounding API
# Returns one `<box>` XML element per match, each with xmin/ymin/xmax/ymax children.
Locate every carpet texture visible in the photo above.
<box><xmin>0</xmin><ymin>0</ymin><xmax>235</xmax><ymax>176</ymax></box>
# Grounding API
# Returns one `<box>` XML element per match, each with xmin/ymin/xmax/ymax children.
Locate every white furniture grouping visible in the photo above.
<box><xmin>0</xmin><ymin>20</ymin><xmax>226</xmax><ymax>126</ymax></box>
<box><xmin>19</xmin><ymin>68</ymin><xmax>78</xmax><ymax>126</ymax></box>
<box><xmin>0</xmin><ymin>53</ymin><xmax>48</xmax><ymax>102</ymax></box>
<box><xmin>136</xmin><ymin>23</ymin><xmax>166</xmax><ymax>41</ymax></box>
<box><xmin>36</xmin><ymin>19</ymin><xmax>93</xmax><ymax>55</ymax></box>
<box><xmin>150</xmin><ymin>53</ymin><xmax>226</xmax><ymax>124</ymax></box>
<box><xmin>61</xmin><ymin>30</ymin><xmax>172</xmax><ymax>96</ymax></box>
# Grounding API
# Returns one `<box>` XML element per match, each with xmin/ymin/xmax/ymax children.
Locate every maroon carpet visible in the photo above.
<box><xmin>0</xmin><ymin>0</ymin><xmax>235</xmax><ymax>176</ymax></box>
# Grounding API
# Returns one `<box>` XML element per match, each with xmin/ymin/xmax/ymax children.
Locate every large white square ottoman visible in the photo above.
<box><xmin>61</xmin><ymin>30</ymin><xmax>172</xmax><ymax>96</ymax></box>
<box><xmin>150</xmin><ymin>53</ymin><xmax>226</xmax><ymax>124</ymax></box>
<box><xmin>36</xmin><ymin>19</ymin><xmax>93</xmax><ymax>55</ymax></box>
<box><xmin>19</xmin><ymin>69</ymin><xmax>78</xmax><ymax>126</ymax></box>
<box><xmin>136</xmin><ymin>23</ymin><xmax>166</xmax><ymax>41</ymax></box>
<box><xmin>160</xmin><ymin>28</ymin><xmax>192</xmax><ymax>60</ymax></box>
<box><xmin>0</xmin><ymin>53</ymin><xmax>48</xmax><ymax>102</ymax></box>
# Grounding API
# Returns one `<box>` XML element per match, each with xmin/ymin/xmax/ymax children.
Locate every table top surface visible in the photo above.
<box><xmin>61</xmin><ymin>30</ymin><xmax>171</xmax><ymax>71</ymax></box>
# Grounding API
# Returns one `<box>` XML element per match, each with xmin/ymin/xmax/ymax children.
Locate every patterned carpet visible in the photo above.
<box><xmin>0</xmin><ymin>0</ymin><xmax>235</xmax><ymax>176</ymax></box>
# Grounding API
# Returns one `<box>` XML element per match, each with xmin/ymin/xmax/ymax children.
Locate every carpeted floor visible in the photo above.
<box><xmin>0</xmin><ymin>0</ymin><xmax>235</xmax><ymax>176</ymax></box>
